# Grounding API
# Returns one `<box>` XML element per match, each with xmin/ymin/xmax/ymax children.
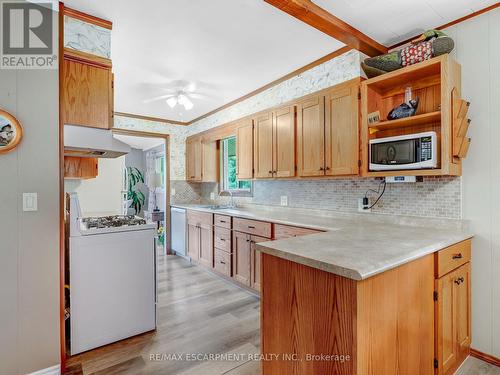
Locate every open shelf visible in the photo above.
<box><xmin>369</xmin><ymin>111</ymin><xmax>441</xmax><ymax>132</ymax></box>
<box><xmin>361</xmin><ymin>54</ymin><xmax>465</xmax><ymax>177</ymax></box>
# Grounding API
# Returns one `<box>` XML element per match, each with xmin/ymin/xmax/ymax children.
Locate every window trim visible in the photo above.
<box><xmin>220</xmin><ymin>136</ymin><xmax>253</xmax><ymax>197</ymax></box>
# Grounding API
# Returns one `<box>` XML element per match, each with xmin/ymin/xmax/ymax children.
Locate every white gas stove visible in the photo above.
<box><xmin>66</xmin><ymin>192</ymin><xmax>157</xmax><ymax>355</ymax></box>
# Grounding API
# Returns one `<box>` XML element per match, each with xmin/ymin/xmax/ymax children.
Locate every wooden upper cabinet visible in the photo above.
<box><xmin>62</xmin><ymin>52</ymin><xmax>113</xmax><ymax>129</ymax></box>
<box><xmin>64</xmin><ymin>156</ymin><xmax>98</xmax><ymax>179</ymax></box>
<box><xmin>253</xmin><ymin>112</ymin><xmax>274</xmax><ymax>178</ymax></box>
<box><xmin>202</xmin><ymin>141</ymin><xmax>218</xmax><ymax>182</ymax></box>
<box><xmin>325</xmin><ymin>81</ymin><xmax>360</xmax><ymax>176</ymax></box>
<box><xmin>186</xmin><ymin>137</ymin><xmax>202</xmax><ymax>182</ymax></box>
<box><xmin>273</xmin><ymin>105</ymin><xmax>296</xmax><ymax>178</ymax></box>
<box><xmin>296</xmin><ymin>95</ymin><xmax>325</xmax><ymax>176</ymax></box>
<box><xmin>436</xmin><ymin>262</ymin><xmax>471</xmax><ymax>375</ymax></box>
<box><xmin>236</xmin><ymin>119</ymin><xmax>254</xmax><ymax>180</ymax></box>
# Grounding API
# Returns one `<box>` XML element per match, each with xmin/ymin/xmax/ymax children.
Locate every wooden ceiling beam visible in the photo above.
<box><xmin>264</xmin><ymin>0</ymin><xmax>387</xmax><ymax>56</ymax></box>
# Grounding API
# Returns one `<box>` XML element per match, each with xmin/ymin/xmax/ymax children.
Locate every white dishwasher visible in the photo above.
<box><xmin>171</xmin><ymin>207</ymin><xmax>187</xmax><ymax>258</ymax></box>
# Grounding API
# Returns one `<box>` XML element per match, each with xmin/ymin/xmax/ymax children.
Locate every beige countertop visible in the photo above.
<box><xmin>171</xmin><ymin>203</ymin><xmax>473</xmax><ymax>281</ymax></box>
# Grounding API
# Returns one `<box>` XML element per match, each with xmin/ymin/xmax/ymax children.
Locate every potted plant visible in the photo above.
<box><xmin>126</xmin><ymin>167</ymin><xmax>145</xmax><ymax>215</ymax></box>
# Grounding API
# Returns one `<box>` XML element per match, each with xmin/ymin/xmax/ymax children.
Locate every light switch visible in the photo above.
<box><xmin>23</xmin><ymin>193</ymin><xmax>38</xmax><ymax>212</ymax></box>
<box><xmin>210</xmin><ymin>192</ymin><xmax>215</xmax><ymax>200</ymax></box>
<box><xmin>170</xmin><ymin>188</ymin><xmax>176</xmax><ymax>196</ymax></box>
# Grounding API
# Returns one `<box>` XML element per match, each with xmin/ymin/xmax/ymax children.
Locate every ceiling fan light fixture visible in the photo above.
<box><xmin>178</xmin><ymin>94</ymin><xmax>193</xmax><ymax>110</ymax></box>
<box><xmin>166</xmin><ymin>96</ymin><xmax>178</xmax><ymax>108</ymax></box>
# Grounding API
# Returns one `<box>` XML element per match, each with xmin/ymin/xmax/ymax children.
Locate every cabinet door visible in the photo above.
<box><xmin>250</xmin><ymin>235</ymin><xmax>268</xmax><ymax>292</ymax></box>
<box><xmin>64</xmin><ymin>156</ymin><xmax>98</xmax><ymax>179</ymax></box>
<box><xmin>187</xmin><ymin>224</ymin><xmax>200</xmax><ymax>261</ymax></box>
<box><xmin>325</xmin><ymin>84</ymin><xmax>359</xmax><ymax>176</ymax></box>
<box><xmin>202</xmin><ymin>141</ymin><xmax>218</xmax><ymax>182</ymax></box>
<box><xmin>199</xmin><ymin>224</ymin><xmax>213</xmax><ymax>268</ymax></box>
<box><xmin>455</xmin><ymin>263</ymin><xmax>471</xmax><ymax>363</ymax></box>
<box><xmin>62</xmin><ymin>58</ymin><xmax>112</xmax><ymax>129</ymax></box>
<box><xmin>436</xmin><ymin>263</ymin><xmax>471</xmax><ymax>375</ymax></box>
<box><xmin>232</xmin><ymin>231</ymin><xmax>251</xmax><ymax>286</ymax></box>
<box><xmin>253</xmin><ymin>112</ymin><xmax>274</xmax><ymax>179</ymax></box>
<box><xmin>274</xmin><ymin>106</ymin><xmax>296</xmax><ymax>178</ymax></box>
<box><xmin>296</xmin><ymin>95</ymin><xmax>325</xmax><ymax>176</ymax></box>
<box><xmin>236</xmin><ymin>119</ymin><xmax>254</xmax><ymax>180</ymax></box>
<box><xmin>186</xmin><ymin>137</ymin><xmax>202</xmax><ymax>181</ymax></box>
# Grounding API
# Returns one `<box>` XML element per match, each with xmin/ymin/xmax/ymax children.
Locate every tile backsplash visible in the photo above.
<box><xmin>179</xmin><ymin>177</ymin><xmax>461</xmax><ymax>219</ymax></box>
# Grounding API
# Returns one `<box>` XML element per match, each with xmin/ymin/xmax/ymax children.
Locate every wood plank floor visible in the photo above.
<box><xmin>66</xmin><ymin>254</ymin><xmax>498</xmax><ymax>375</ymax></box>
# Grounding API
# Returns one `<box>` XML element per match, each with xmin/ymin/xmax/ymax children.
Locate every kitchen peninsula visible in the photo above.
<box><xmin>173</xmin><ymin>204</ymin><xmax>472</xmax><ymax>375</ymax></box>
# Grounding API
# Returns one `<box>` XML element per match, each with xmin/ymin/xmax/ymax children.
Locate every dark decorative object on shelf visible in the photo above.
<box><xmin>388</xmin><ymin>98</ymin><xmax>420</xmax><ymax>120</ymax></box>
<box><xmin>361</xmin><ymin>29</ymin><xmax>455</xmax><ymax>78</ymax></box>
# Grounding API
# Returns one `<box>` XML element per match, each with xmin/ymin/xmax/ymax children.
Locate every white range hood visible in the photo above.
<box><xmin>64</xmin><ymin>125</ymin><xmax>131</xmax><ymax>158</ymax></box>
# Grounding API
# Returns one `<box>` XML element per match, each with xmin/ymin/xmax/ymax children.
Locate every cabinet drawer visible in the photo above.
<box><xmin>214</xmin><ymin>214</ymin><xmax>231</xmax><ymax>229</ymax></box>
<box><xmin>214</xmin><ymin>249</ymin><xmax>231</xmax><ymax>277</ymax></box>
<box><xmin>215</xmin><ymin>227</ymin><xmax>231</xmax><ymax>252</ymax></box>
<box><xmin>435</xmin><ymin>239</ymin><xmax>471</xmax><ymax>278</ymax></box>
<box><xmin>233</xmin><ymin>217</ymin><xmax>271</xmax><ymax>238</ymax></box>
<box><xmin>274</xmin><ymin>224</ymin><xmax>322</xmax><ymax>239</ymax></box>
<box><xmin>187</xmin><ymin>210</ymin><xmax>213</xmax><ymax>227</ymax></box>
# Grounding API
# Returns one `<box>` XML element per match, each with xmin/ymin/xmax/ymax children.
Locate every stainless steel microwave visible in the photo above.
<box><xmin>369</xmin><ymin>131</ymin><xmax>438</xmax><ymax>171</ymax></box>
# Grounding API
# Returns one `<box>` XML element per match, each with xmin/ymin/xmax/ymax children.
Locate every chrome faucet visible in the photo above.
<box><xmin>219</xmin><ymin>190</ymin><xmax>235</xmax><ymax>208</ymax></box>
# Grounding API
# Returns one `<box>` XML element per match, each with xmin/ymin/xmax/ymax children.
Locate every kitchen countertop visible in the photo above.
<box><xmin>171</xmin><ymin>203</ymin><xmax>473</xmax><ymax>281</ymax></box>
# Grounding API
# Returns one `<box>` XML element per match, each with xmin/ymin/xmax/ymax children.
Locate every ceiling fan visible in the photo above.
<box><xmin>143</xmin><ymin>81</ymin><xmax>208</xmax><ymax>111</ymax></box>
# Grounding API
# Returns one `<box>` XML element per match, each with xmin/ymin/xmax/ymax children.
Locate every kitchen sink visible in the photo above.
<box><xmin>198</xmin><ymin>205</ymin><xmax>234</xmax><ymax>210</ymax></box>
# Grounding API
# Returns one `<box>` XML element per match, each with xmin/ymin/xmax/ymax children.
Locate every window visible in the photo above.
<box><xmin>221</xmin><ymin>136</ymin><xmax>252</xmax><ymax>195</ymax></box>
<box><xmin>155</xmin><ymin>154</ymin><xmax>165</xmax><ymax>189</ymax></box>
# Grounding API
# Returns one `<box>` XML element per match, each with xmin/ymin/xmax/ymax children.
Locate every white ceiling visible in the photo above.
<box><xmin>63</xmin><ymin>0</ymin><xmax>344</xmax><ymax>122</ymax></box>
<box><xmin>313</xmin><ymin>0</ymin><xmax>498</xmax><ymax>46</ymax></box>
<box><xmin>113</xmin><ymin>134</ymin><xmax>164</xmax><ymax>151</ymax></box>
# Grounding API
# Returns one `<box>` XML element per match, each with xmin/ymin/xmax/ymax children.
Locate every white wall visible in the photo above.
<box><xmin>0</xmin><ymin>40</ymin><xmax>60</xmax><ymax>375</ymax></box>
<box><xmin>444</xmin><ymin>8</ymin><xmax>500</xmax><ymax>357</ymax></box>
<box><xmin>65</xmin><ymin>157</ymin><xmax>125</xmax><ymax>216</ymax></box>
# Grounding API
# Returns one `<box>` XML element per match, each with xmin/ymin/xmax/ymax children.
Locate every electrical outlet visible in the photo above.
<box><xmin>170</xmin><ymin>188</ymin><xmax>176</xmax><ymax>196</ymax></box>
<box><xmin>358</xmin><ymin>198</ymin><xmax>371</xmax><ymax>213</ymax></box>
<box><xmin>280</xmin><ymin>196</ymin><xmax>288</xmax><ymax>206</ymax></box>
<box><xmin>210</xmin><ymin>192</ymin><xmax>215</xmax><ymax>200</ymax></box>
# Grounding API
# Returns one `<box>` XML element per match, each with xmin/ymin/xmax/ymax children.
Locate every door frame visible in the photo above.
<box><xmin>111</xmin><ymin>128</ymin><xmax>171</xmax><ymax>252</ymax></box>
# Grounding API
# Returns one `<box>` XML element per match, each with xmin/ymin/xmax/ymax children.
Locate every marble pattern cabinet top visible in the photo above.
<box><xmin>64</xmin><ymin>15</ymin><xmax>111</xmax><ymax>58</ymax></box>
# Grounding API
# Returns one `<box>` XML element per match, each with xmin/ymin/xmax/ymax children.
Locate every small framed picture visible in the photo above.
<box><xmin>367</xmin><ymin>111</ymin><xmax>381</xmax><ymax>125</ymax></box>
<box><xmin>0</xmin><ymin>109</ymin><xmax>23</xmax><ymax>154</ymax></box>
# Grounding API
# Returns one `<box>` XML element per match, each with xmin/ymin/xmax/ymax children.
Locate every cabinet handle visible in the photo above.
<box><xmin>220</xmin><ymin>261</ymin><xmax>226</xmax><ymax>265</ymax></box>
<box><xmin>454</xmin><ymin>277</ymin><xmax>465</xmax><ymax>285</ymax></box>
<box><xmin>319</xmin><ymin>167</ymin><xmax>324</xmax><ymax>171</ymax></box>
<box><xmin>220</xmin><ymin>238</ymin><xmax>226</xmax><ymax>242</ymax></box>
<box><xmin>248</xmin><ymin>226</ymin><xmax>255</xmax><ymax>229</ymax></box>
<box><xmin>452</xmin><ymin>253</ymin><xmax>463</xmax><ymax>259</ymax></box>
<box><xmin>325</xmin><ymin>166</ymin><xmax>330</xmax><ymax>171</ymax></box>
<box><xmin>268</xmin><ymin>170</ymin><xmax>273</xmax><ymax>174</ymax></box>
<box><xmin>220</xmin><ymin>220</ymin><xmax>226</xmax><ymax>223</ymax></box>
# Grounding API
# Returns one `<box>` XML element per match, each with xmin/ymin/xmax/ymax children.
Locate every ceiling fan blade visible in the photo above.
<box><xmin>186</xmin><ymin>82</ymin><xmax>197</xmax><ymax>92</ymax></box>
<box><xmin>143</xmin><ymin>94</ymin><xmax>175</xmax><ymax>104</ymax></box>
<box><xmin>188</xmin><ymin>93</ymin><xmax>208</xmax><ymax>100</ymax></box>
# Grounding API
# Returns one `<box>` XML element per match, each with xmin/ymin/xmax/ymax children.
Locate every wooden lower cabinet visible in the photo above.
<box><xmin>186</xmin><ymin>210</ymin><xmax>213</xmax><ymax>266</ymax></box>
<box><xmin>436</xmin><ymin>261</ymin><xmax>471</xmax><ymax>375</ymax></box>
<box><xmin>232</xmin><ymin>231</ymin><xmax>251</xmax><ymax>286</ymax></box>
<box><xmin>198</xmin><ymin>224</ymin><xmax>213</xmax><ymax>268</ymax></box>
<box><xmin>214</xmin><ymin>249</ymin><xmax>231</xmax><ymax>277</ymax></box>
<box><xmin>250</xmin><ymin>236</ymin><xmax>268</xmax><ymax>292</ymax></box>
<box><xmin>261</xmin><ymin>239</ymin><xmax>473</xmax><ymax>375</ymax></box>
<box><xmin>187</xmin><ymin>223</ymin><xmax>200</xmax><ymax>261</ymax></box>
